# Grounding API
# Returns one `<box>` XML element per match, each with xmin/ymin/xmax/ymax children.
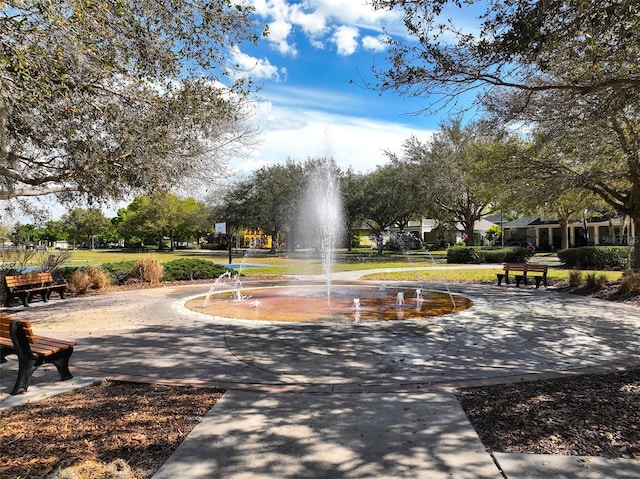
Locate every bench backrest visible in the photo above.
<box><xmin>0</xmin><ymin>317</ymin><xmax>35</xmax><ymax>344</ymax></box>
<box><xmin>525</xmin><ymin>264</ymin><xmax>548</xmax><ymax>273</ymax></box>
<box><xmin>503</xmin><ymin>263</ymin><xmax>526</xmax><ymax>271</ymax></box>
<box><xmin>4</xmin><ymin>272</ymin><xmax>54</xmax><ymax>288</ymax></box>
<box><xmin>503</xmin><ymin>263</ymin><xmax>548</xmax><ymax>273</ymax></box>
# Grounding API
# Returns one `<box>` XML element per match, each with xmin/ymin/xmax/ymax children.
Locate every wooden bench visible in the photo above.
<box><xmin>497</xmin><ymin>263</ymin><xmax>548</xmax><ymax>288</ymax></box>
<box><xmin>4</xmin><ymin>272</ymin><xmax>66</xmax><ymax>307</ymax></box>
<box><xmin>0</xmin><ymin>317</ymin><xmax>76</xmax><ymax>395</ymax></box>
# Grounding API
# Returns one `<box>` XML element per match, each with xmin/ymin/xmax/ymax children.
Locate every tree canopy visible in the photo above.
<box><xmin>370</xmin><ymin>0</ymin><xmax>640</xmax><ymax>113</ymax></box>
<box><xmin>1</xmin><ymin>0</ymin><xmax>261</xmax><ymax>205</ymax></box>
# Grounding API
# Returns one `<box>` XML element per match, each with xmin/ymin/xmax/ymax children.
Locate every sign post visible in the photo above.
<box><xmin>215</xmin><ymin>222</ymin><xmax>232</xmax><ymax>264</ymax></box>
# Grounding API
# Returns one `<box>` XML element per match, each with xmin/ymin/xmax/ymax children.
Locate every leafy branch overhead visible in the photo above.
<box><xmin>0</xmin><ymin>0</ymin><xmax>263</xmax><ymax>203</ymax></box>
<box><xmin>370</xmin><ymin>0</ymin><xmax>640</xmax><ymax>109</ymax></box>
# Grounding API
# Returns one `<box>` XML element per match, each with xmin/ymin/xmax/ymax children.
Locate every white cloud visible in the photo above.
<box><xmin>289</xmin><ymin>5</ymin><xmax>328</xmax><ymax>36</ymax></box>
<box><xmin>362</xmin><ymin>34</ymin><xmax>388</xmax><ymax>52</ymax></box>
<box><xmin>332</xmin><ymin>25</ymin><xmax>359</xmax><ymax>56</ymax></box>
<box><xmin>267</xmin><ymin>19</ymin><xmax>298</xmax><ymax>56</ymax></box>
<box><xmin>228</xmin><ymin>47</ymin><xmax>285</xmax><ymax>81</ymax></box>
<box><xmin>249</xmin><ymin>0</ymin><xmax>404</xmax><ymax>56</ymax></box>
<box><xmin>240</xmin><ymin>97</ymin><xmax>435</xmax><ymax>174</ymax></box>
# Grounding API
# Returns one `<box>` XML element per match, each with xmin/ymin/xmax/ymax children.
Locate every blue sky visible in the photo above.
<box><xmin>229</xmin><ymin>0</ymin><xmax>451</xmax><ymax>174</ymax></box>
<box><xmin>13</xmin><ymin>1</ymin><xmax>480</xmax><ymax>222</ymax></box>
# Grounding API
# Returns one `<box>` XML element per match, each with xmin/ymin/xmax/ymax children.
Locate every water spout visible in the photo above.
<box><xmin>352</xmin><ymin>298</ymin><xmax>361</xmax><ymax>310</ymax></box>
<box><xmin>298</xmin><ymin>162</ymin><xmax>343</xmax><ymax>298</ymax></box>
<box><xmin>202</xmin><ymin>271</ymin><xmax>233</xmax><ymax>308</ymax></box>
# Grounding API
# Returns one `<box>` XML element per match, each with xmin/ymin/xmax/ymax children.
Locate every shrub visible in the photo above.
<box><xmin>69</xmin><ymin>266</ymin><xmax>110</xmax><ymax>294</ymax></box>
<box><xmin>70</xmin><ymin>269</ymin><xmax>92</xmax><ymax>294</ymax></box>
<box><xmin>87</xmin><ymin>266</ymin><xmax>110</xmax><ymax>289</ymax></box>
<box><xmin>568</xmin><ymin>269</ymin><xmax>583</xmax><ymax>288</ymax></box>
<box><xmin>619</xmin><ymin>273</ymin><xmax>640</xmax><ymax>294</ymax></box>
<box><xmin>161</xmin><ymin>258</ymin><xmax>231</xmax><ymax>281</ymax></box>
<box><xmin>557</xmin><ymin>246</ymin><xmax>629</xmax><ymax>270</ymax></box>
<box><xmin>52</xmin><ymin>266</ymin><xmax>81</xmax><ymax>284</ymax></box>
<box><xmin>585</xmin><ymin>272</ymin><xmax>609</xmax><ymax>289</ymax></box>
<box><xmin>100</xmin><ymin>260</ymin><xmax>137</xmax><ymax>284</ymax></box>
<box><xmin>134</xmin><ymin>256</ymin><xmax>163</xmax><ymax>284</ymax></box>
<box><xmin>447</xmin><ymin>246</ymin><xmax>532</xmax><ymax>264</ymax></box>
<box><xmin>447</xmin><ymin>246</ymin><xmax>481</xmax><ymax>264</ymax></box>
<box><xmin>387</xmin><ymin>232</ymin><xmax>421</xmax><ymax>251</ymax></box>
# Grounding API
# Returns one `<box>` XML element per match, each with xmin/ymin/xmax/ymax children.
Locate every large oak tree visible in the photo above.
<box><xmin>372</xmin><ymin>0</ymin><xmax>640</xmax><ymax>267</ymax></box>
<box><xmin>1</xmin><ymin>0</ymin><xmax>261</xmax><ymax>206</ymax></box>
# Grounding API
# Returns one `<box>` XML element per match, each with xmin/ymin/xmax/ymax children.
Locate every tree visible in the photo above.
<box><xmin>361</xmin><ymin>165</ymin><xmax>403</xmax><ymax>255</ymax></box>
<box><xmin>372</xmin><ymin>1</ymin><xmax>640</xmax><ymax>266</ymax></box>
<box><xmin>61</xmin><ymin>208</ymin><xmax>111</xmax><ymax>248</ymax></box>
<box><xmin>116</xmin><ymin>193</ymin><xmax>208</xmax><ymax>250</ymax></box>
<box><xmin>370</xmin><ymin>1</ymin><xmax>640</xmax><ymax>113</ymax></box>
<box><xmin>173</xmin><ymin>197</ymin><xmax>211</xmax><ymax>247</ymax></box>
<box><xmin>1</xmin><ymin>1</ymin><xmax>261</xmax><ymax>205</ymax></box>
<box><xmin>40</xmin><ymin>220</ymin><xmax>69</xmax><ymax>244</ymax></box>
<box><xmin>396</xmin><ymin>120</ymin><xmax>514</xmax><ymax>245</ymax></box>
<box><xmin>245</xmin><ymin>161</ymin><xmax>305</xmax><ymax>253</ymax></box>
<box><xmin>340</xmin><ymin>169</ymin><xmax>367</xmax><ymax>250</ymax></box>
<box><xmin>12</xmin><ymin>223</ymin><xmax>39</xmax><ymax>247</ymax></box>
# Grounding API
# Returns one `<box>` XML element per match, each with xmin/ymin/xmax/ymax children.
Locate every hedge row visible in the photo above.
<box><xmin>557</xmin><ymin>246</ymin><xmax>630</xmax><ymax>270</ymax></box>
<box><xmin>447</xmin><ymin>246</ymin><xmax>533</xmax><ymax>264</ymax></box>
<box><xmin>94</xmin><ymin>258</ymin><xmax>233</xmax><ymax>284</ymax></box>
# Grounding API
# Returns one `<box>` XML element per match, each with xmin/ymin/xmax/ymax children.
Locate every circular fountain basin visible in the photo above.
<box><xmin>185</xmin><ymin>284</ymin><xmax>472</xmax><ymax>323</ymax></box>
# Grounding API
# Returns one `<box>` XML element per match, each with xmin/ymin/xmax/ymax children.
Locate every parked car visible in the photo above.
<box><xmin>506</xmin><ymin>240</ymin><xmax>536</xmax><ymax>253</ymax></box>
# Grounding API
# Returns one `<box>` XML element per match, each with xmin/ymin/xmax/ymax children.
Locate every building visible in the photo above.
<box><xmin>502</xmin><ymin>215</ymin><xmax>634</xmax><ymax>250</ymax></box>
<box><xmin>352</xmin><ymin>214</ymin><xmax>634</xmax><ymax>251</ymax></box>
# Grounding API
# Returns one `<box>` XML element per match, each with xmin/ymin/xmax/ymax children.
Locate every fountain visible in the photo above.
<box><xmin>188</xmin><ymin>160</ymin><xmax>471</xmax><ymax>323</ymax></box>
<box><xmin>298</xmin><ymin>162</ymin><xmax>343</xmax><ymax>297</ymax></box>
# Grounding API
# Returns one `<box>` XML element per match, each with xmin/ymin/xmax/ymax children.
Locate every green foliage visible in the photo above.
<box><xmin>100</xmin><ymin>260</ymin><xmax>137</xmax><ymax>284</ymax></box>
<box><xmin>53</xmin><ymin>266</ymin><xmax>82</xmax><ymax>284</ymax></box>
<box><xmin>557</xmin><ymin>247</ymin><xmax>629</xmax><ymax>270</ymax></box>
<box><xmin>485</xmin><ymin>225</ymin><xmax>502</xmax><ymax>243</ymax></box>
<box><xmin>116</xmin><ymin>193</ymin><xmax>210</xmax><ymax>249</ymax></box>
<box><xmin>447</xmin><ymin>246</ymin><xmax>532</xmax><ymax>264</ymax></box>
<box><xmin>2</xmin><ymin>0</ymin><xmax>259</xmax><ymax>202</ymax></box>
<box><xmin>447</xmin><ymin>246</ymin><xmax>481</xmax><ymax>264</ymax></box>
<box><xmin>62</xmin><ymin>208</ymin><xmax>111</xmax><ymax>246</ymax></box>
<box><xmin>161</xmin><ymin>259</ymin><xmax>232</xmax><ymax>281</ymax></box>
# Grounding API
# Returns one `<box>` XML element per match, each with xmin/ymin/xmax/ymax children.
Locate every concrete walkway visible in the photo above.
<box><xmin>2</xmin><ymin>271</ymin><xmax>640</xmax><ymax>478</ymax></box>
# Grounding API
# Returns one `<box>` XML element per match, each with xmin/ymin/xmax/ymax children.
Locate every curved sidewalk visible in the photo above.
<box><xmin>2</xmin><ymin>274</ymin><xmax>640</xmax><ymax>478</ymax></box>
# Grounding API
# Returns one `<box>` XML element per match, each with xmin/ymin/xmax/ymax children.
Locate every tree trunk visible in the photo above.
<box><xmin>632</xmin><ymin>216</ymin><xmax>640</xmax><ymax>271</ymax></box>
<box><xmin>376</xmin><ymin>232</ymin><xmax>384</xmax><ymax>256</ymax></box>
<box><xmin>465</xmin><ymin>225</ymin><xmax>475</xmax><ymax>246</ymax></box>
<box><xmin>560</xmin><ymin>220</ymin><xmax>569</xmax><ymax>250</ymax></box>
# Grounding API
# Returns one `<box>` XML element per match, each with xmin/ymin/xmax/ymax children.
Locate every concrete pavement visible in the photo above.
<box><xmin>2</xmin><ymin>271</ymin><xmax>640</xmax><ymax>478</ymax></box>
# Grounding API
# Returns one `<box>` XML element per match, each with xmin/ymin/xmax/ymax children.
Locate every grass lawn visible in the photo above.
<box><xmin>58</xmin><ymin>249</ymin><xmax>623</xmax><ymax>283</ymax></box>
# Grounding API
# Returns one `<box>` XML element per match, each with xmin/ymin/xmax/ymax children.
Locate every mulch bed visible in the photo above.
<box><xmin>459</xmin><ymin>368</ymin><xmax>640</xmax><ymax>459</ymax></box>
<box><xmin>0</xmin><ymin>381</ymin><xmax>223</xmax><ymax>479</ymax></box>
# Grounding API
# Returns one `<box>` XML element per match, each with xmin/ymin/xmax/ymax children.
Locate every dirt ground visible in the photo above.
<box><xmin>1</xmin><ymin>279</ymin><xmax>640</xmax><ymax>478</ymax></box>
<box><xmin>0</xmin><ymin>381</ymin><xmax>223</xmax><ymax>479</ymax></box>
